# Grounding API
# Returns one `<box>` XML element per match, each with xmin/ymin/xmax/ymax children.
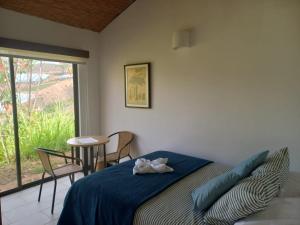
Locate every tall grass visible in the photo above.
<box><xmin>0</xmin><ymin>104</ymin><xmax>74</xmax><ymax>164</ymax></box>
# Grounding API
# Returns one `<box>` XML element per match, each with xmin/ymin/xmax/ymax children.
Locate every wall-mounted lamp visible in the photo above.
<box><xmin>172</xmin><ymin>29</ymin><xmax>191</xmax><ymax>50</ymax></box>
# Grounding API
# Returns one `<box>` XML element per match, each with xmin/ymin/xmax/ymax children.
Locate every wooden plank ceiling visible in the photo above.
<box><xmin>0</xmin><ymin>0</ymin><xmax>135</xmax><ymax>32</ymax></box>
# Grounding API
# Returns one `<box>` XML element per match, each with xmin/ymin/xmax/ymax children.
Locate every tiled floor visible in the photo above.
<box><xmin>1</xmin><ymin>174</ymin><xmax>83</xmax><ymax>225</ymax></box>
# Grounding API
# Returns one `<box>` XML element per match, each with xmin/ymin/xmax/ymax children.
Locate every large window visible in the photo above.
<box><xmin>0</xmin><ymin>56</ymin><xmax>79</xmax><ymax>194</ymax></box>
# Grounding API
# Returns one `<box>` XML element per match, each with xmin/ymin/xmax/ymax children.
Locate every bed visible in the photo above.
<box><xmin>58</xmin><ymin>150</ymin><xmax>220</xmax><ymax>225</ymax></box>
<box><xmin>58</xmin><ymin>150</ymin><xmax>300</xmax><ymax>225</ymax></box>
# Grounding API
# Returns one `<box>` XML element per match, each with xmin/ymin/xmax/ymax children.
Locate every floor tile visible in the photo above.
<box><xmin>21</xmin><ymin>184</ymin><xmax>69</xmax><ymax>204</ymax></box>
<box><xmin>44</xmin><ymin>218</ymin><xmax>59</xmax><ymax>225</ymax></box>
<box><xmin>42</xmin><ymin>202</ymin><xmax>63</xmax><ymax>220</ymax></box>
<box><xmin>1</xmin><ymin>177</ymin><xmax>73</xmax><ymax>225</ymax></box>
<box><xmin>2</xmin><ymin>214</ymin><xmax>12</xmax><ymax>225</ymax></box>
<box><xmin>5</xmin><ymin>201</ymin><xmax>48</xmax><ymax>224</ymax></box>
<box><xmin>10</xmin><ymin>212</ymin><xmax>51</xmax><ymax>225</ymax></box>
<box><xmin>1</xmin><ymin>196</ymin><xmax>28</xmax><ymax>212</ymax></box>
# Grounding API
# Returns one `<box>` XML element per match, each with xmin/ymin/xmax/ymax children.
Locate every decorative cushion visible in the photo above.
<box><xmin>192</xmin><ymin>170</ymin><xmax>240</xmax><ymax>211</ymax></box>
<box><xmin>203</xmin><ymin>172</ymin><xmax>280</xmax><ymax>225</ymax></box>
<box><xmin>252</xmin><ymin>147</ymin><xmax>289</xmax><ymax>192</ymax></box>
<box><xmin>232</xmin><ymin>150</ymin><xmax>269</xmax><ymax>179</ymax></box>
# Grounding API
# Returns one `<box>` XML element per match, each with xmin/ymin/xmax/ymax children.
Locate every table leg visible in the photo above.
<box><xmin>90</xmin><ymin>147</ymin><xmax>95</xmax><ymax>173</ymax></box>
<box><xmin>71</xmin><ymin>147</ymin><xmax>74</xmax><ymax>164</ymax></box>
<box><xmin>83</xmin><ymin>147</ymin><xmax>89</xmax><ymax>176</ymax></box>
<box><xmin>103</xmin><ymin>144</ymin><xmax>107</xmax><ymax>168</ymax></box>
<box><xmin>75</xmin><ymin>147</ymin><xmax>80</xmax><ymax>165</ymax></box>
<box><xmin>71</xmin><ymin>147</ymin><xmax>75</xmax><ymax>181</ymax></box>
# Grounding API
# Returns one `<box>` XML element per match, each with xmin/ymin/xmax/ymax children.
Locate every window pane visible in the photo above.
<box><xmin>13</xmin><ymin>58</ymin><xmax>75</xmax><ymax>185</ymax></box>
<box><xmin>0</xmin><ymin>56</ymin><xmax>18</xmax><ymax>193</ymax></box>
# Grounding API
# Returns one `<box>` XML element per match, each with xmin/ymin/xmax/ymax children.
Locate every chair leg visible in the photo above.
<box><xmin>95</xmin><ymin>148</ymin><xmax>99</xmax><ymax>171</ymax></box>
<box><xmin>38</xmin><ymin>172</ymin><xmax>45</xmax><ymax>202</ymax></box>
<box><xmin>69</xmin><ymin>175</ymin><xmax>74</xmax><ymax>185</ymax></box>
<box><xmin>51</xmin><ymin>179</ymin><xmax>57</xmax><ymax>214</ymax></box>
<box><xmin>128</xmin><ymin>154</ymin><xmax>133</xmax><ymax>160</ymax></box>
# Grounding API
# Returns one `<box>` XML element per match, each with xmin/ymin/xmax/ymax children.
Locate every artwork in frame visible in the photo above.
<box><xmin>124</xmin><ymin>63</ymin><xmax>151</xmax><ymax>108</ymax></box>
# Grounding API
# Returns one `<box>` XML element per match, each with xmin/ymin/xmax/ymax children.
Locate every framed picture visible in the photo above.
<box><xmin>124</xmin><ymin>63</ymin><xmax>151</xmax><ymax>108</ymax></box>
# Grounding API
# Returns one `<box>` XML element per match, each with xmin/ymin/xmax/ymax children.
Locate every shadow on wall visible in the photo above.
<box><xmin>130</xmin><ymin>134</ymin><xmax>141</xmax><ymax>158</ymax></box>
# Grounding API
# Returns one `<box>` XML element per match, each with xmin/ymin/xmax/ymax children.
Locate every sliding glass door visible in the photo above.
<box><xmin>0</xmin><ymin>56</ymin><xmax>79</xmax><ymax>194</ymax></box>
<box><xmin>0</xmin><ymin>56</ymin><xmax>18</xmax><ymax>192</ymax></box>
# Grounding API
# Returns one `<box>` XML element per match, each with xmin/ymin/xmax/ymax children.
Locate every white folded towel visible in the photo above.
<box><xmin>133</xmin><ymin>157</ymin><xmax>174</xmax><ymax>175</ymax></box>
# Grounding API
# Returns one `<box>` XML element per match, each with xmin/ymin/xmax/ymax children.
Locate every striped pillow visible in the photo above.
<box><xmin>252</xmin><ymin>147</ymin><xmax>289</xmax><ymax>192</ymax></box>
<box><xmin>203</xmin><ymin>172</ymin><xmax>280</xmax><ymax>225</ymax></box>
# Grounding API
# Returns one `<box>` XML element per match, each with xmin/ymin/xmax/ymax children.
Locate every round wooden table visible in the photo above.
<box><xmin>67</xmin><ymin>136</ymin><xmax>109</xmax><ymax>176</ymax></box>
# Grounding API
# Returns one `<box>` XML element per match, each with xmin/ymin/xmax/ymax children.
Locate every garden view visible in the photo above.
<box><xmin>0</xmin><ymin>56</ymin><xmax>75</xmax><ymax>192</ymax></box>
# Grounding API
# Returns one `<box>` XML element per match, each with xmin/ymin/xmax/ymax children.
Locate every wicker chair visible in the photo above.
<box><xmin>95</xmin><ymin>131</ymin><xmax>134</xmax><ymax>169</ymax></box>
<box><xmin>36</xmin><ymin>148</ymin><xmax>83</xmax><ymax>214</ymax></box>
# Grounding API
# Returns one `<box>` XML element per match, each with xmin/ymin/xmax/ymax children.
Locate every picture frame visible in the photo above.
<box><xmin>124</xmin><ymin>63</ymin><xmax>151</xmax><ymax>108</ymax></box>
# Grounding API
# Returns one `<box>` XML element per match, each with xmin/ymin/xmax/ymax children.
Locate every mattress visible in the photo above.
<box><xmin>134</xmin><ymin>163</ymin><xmax>230</xmax><ymax>225</ymax></box>
<box><xmin>235</xmin><ymin>197</ymin><xmax>300</xmax><ymax>225</ymax></box>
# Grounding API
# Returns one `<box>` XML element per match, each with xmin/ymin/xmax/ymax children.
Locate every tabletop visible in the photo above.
<box><xmin>67</xmin><ymin>136</ymin><xmax>109</xmax><ymax>147</ymax></box>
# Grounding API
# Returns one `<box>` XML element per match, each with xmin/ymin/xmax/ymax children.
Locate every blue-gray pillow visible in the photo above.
<box><xmin>192</xmin><ymin>170</ymin><xmax>240</xmax><ymax>211</ymax></box>
<box><xmin>232</xmin><ymin>150</ymin><xmax>269</xmax><ymax>178</ymax></box>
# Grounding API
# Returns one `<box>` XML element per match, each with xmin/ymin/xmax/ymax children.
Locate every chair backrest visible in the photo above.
<box><xmin>111</xmin><ymin>131</ymin><xmax>134</xmax><ymax>158</ymax></box>
<box><xmin>36</xmin><ymin>148</ymin><xmax>54</xmax><ymax>176</ymax></box>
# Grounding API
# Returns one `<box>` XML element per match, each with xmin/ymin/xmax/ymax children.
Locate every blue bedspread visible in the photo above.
<box><xmin>58</xmin><ymin>151</ymin><xmax>212</xmax><ymax>225</ymax></box>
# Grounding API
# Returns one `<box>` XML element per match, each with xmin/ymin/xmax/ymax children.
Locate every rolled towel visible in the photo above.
<box><xmin>151</xmin><ymin>158</ymin><xmax>168</xmax><ymax>165</ymax></box>
<box><xmin>135</xmin><ymin>158</ymin><xmax>151</xmax><ymax>166</ymax></box>
<box><xmin>151</xmin><ymin>163</ymin><xmax>174</xmax><ymax>173</ymax></box>
<box><xmin>133</xmin><ymin>158</ymin><xmax>174</xmax><ymax>175</ymax></box>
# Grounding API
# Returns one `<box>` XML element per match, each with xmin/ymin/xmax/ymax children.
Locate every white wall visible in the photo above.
<box><xmin>98</xmin><ymin>0</ymin><xmax>300</xmax><ymax>171</ymax></box>
<box><xmin>0</xmin><ymin>8</ymin><xmax>100</xmax><ymax>135</ymax></box>
<box><xmin>1</xmin><ymin>1</ymin><xmax>299</xmax><ymax>171</ymax></box>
